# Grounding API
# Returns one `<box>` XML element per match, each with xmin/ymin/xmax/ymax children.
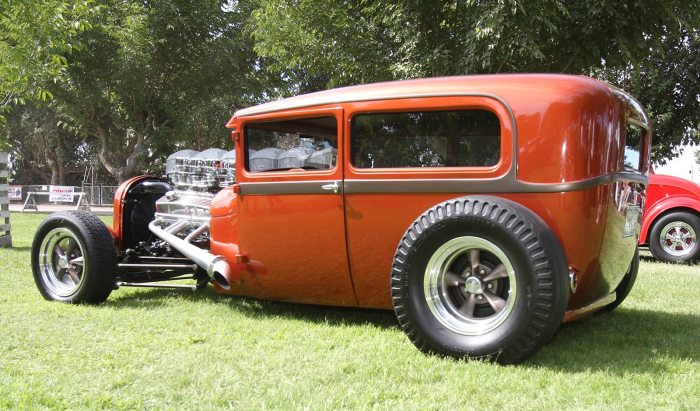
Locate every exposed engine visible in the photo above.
<box><xmin>165</xmin><ymin>148</ymin><xmax>236</xmax><ymax>193</ymax></box>
<box><xmin>117</xmin><ymin>148</ymin><xmax>235</xmax><ymax>291</ymax></box>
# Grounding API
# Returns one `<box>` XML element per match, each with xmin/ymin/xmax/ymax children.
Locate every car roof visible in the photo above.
<box><xmin>230</xmin><ymin>74</ymin><xmax>622</xmax><ymax>120</ymax></box>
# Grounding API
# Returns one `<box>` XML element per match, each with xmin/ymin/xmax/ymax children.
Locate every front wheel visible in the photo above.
<box><xmin>649</xmin><ymin>211</ymin><xmax>700</xmax><ymax>263</ymax></box>
<box><xmin>391</xmin><ymin>196</ymin><xmax>569</xmax><ymax>364</ymax></box>
<box><xmin>32</xmin><ymin>211</ymin><xmax>117</xmax><ymax>303</ymax></box>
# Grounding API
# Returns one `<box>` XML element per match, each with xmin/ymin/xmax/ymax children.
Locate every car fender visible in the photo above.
<box><xmin>640</xmin><ymin>195</ymin><xmax>700</xmax><ymax>244</ymax></box>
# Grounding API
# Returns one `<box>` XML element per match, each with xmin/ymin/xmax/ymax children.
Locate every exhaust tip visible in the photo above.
<box><xmin>209</xmin><ymin>257</ymin><xmax>232</xmax><ymax>291</ymax></box>
<box><xmin>213</xmin><ymin>272</ymin><xmax>231</xmax><ymax>290</ymax></box>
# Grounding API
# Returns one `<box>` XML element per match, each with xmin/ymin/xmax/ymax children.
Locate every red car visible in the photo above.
<box><xmin>641</xmin><ymin>174</ymin><xmax>700</xmax><ymax>263</ymax></box>
<box><xmin>31</xmin><ymin>75</ymin><xmax>650</xmax><ymax>363</ymax></box>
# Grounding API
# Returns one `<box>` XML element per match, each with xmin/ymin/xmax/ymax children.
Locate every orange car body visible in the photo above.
<box><xmin>114</xmin><ymin>74</ymin><xmax>651</xmax><ymax>321</ymax></box>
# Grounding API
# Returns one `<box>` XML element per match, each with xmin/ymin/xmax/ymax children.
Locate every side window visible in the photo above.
<box><xmin>352</xmin><ymin>109</ymin><xmax>500</xmax><ymax>168</ymax></box>
<box><xmin>245</xmin><ymin>117</ymin><xmax>338</xmax><ymax>172</ymax></box>
<box><xmin>623</xmin><ymin>123</ymin><xmax>644</xmax><ymax>171</ymax></box>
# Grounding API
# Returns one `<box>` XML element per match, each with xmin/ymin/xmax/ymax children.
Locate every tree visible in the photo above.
<box><xmin>250</xmin><ymin>0</ymin><xmax>700</xmax><ymax>160</ymax></box>
<box><xmin>51</xmin><ymin>0</ymin><xmax>266</xmax><ymax>182</ymax></box>
<box><xmin>251</xmin><ymin>1</ymin><xmax>694</xmax><ymax>84</ymax></box>
<box><xmin>597</xmin><ymin>29</ymin><xmax>700</xmax><ymax>163</ymax></box>
<box><xmin>4</xmin><ymin>103</ymin><xmax>87</xmax><ymax>185</ymax></box>
<box><xmin>0</xmin><ymin>1</ymin><xmax>97</xmax><ymax>120</ymax></box>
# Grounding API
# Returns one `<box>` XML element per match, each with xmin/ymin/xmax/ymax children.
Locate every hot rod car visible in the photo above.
<box><xmin>32</xmin><ymin>75</ymin><xmax>651</xmax><ymax>363</ymax></box>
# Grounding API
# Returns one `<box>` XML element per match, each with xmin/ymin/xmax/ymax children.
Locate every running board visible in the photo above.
<box><xmin>118</xmin><ymin>263</ymin><xmax>198</xmax><ymax>270</ymax></box>
<box><xmin>116</xmin><ymin>282</ymin><xmax>200</xmax><ymax>291</ymax></box>
<box><xmin>563</xmin><ymin>292</ymin><xmax>616</xmax><ymax>322</ymax></box>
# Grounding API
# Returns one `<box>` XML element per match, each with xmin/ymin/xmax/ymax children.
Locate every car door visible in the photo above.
<box><xmin>234</xmin><ymin>107</ymin><xmax>357</xmax><ymax>306</ymax></box>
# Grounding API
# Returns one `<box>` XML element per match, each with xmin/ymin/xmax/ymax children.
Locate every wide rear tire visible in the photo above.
<box><xmin>391</xmin><ymin>196</ymin><xmax>569</xmax><ymax>364</ymax></box>
<box><xmin>32</xmin><ymin>211</ymin><xmax>117</xmax><ymax>304</ymax></box>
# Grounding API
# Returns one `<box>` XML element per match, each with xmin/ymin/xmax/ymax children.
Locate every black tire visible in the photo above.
<box><xmin>601</xmin><ymin>247</ymin><xmax>639</xmax><ymax>312</ymax></box>
<box><xmin>649</xmin><ymin>211</ymin><xmax>700</xmax><ymax>263</ymax></box>
<box><xmin>31</xmin><ymin>211</ymin><xmax>117</xmax><ymax>303</ymax></box>
<box><xmin>391</xmin><ymin>196</ymin><xmax>569</xmax><ymax>364</ymax></box>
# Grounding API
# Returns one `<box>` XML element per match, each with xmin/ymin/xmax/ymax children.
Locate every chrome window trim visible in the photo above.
<box><xmin>240</xmin><ymin>180</ymin><xmax>343</xmax><ymax>195</ymax></box>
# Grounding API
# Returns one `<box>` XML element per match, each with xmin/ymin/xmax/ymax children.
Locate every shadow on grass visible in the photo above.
<box><xmin>638</xmin><ymin>251</ymin><xmax>700</xmax><ymax>266</ymax></box>
<box><xmin>3</xmin><ymin>246</ymin><xmax>32</xmax><ymax>252</ymax></box>
<box><xmin>639</xmin><ymin>254</ymin><xmax>657</xmax><ymax>263</ymax></box>
<box><xmin>532</xmin><ymin>308</ymin><xmax>700</xmax><ymax>373</ymax></box>
<box><xmin>109</xmin><ymin>286</ymin><xmax>399</xmax><ymax>330</ymax></box>
<box><xmin>109</xmin><ymin>287</ymin><xmax>699</xmax><ymax>372</ymax></box>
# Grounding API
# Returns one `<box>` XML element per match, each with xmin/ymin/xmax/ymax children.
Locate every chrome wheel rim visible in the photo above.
<box><xmin>39</xmin><ymin>228</ymin><xmax>86</xmax><ymax>297</ymax></box>
<box><xmin>659</xmin><ymin>221</ymin><xmax>697</xmax><ymax>257</ymax></box>
<box><xmin>424</xmin><ymin>236</ymin><xmax>517</xmax><ymax>336</ymax></box>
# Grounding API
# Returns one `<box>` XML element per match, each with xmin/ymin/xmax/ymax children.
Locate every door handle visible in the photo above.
<box><xmin>321</xmin><ymin>181</ymin><xmax>340</xmax><ymax>193</ymax></box>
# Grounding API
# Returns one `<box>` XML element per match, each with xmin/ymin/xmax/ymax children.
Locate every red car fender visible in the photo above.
<box><xmin>640</xmin><ymin>195</ymin><xmax>700</xmax><ymax>244</ymax></box>
<box><xmin>112</xmin><ymin>175</ymin><xmax>160</xmax><ymax>248</ymax></box>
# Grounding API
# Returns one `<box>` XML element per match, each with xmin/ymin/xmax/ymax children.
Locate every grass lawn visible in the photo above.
<box><xmin>1</xmin><ymin>212</ymin><xmax>699</xmax><ymax>410</ymax></box>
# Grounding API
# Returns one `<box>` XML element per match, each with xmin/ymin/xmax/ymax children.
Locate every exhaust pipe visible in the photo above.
<box><xmin>148</xmin><ymin>219</ymin><xmax>233</xmax><ymax>290</ymax></box>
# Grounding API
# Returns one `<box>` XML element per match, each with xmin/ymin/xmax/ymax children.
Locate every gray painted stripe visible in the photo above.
<box><xmin>343</xmin><ymin>175</ymin><xmax>613</xmax><ymax>194</ymax></box>
<box><xmin>237</xmin><ymin>173</ymin><xmax>646</xmax><ymax>196</ymax></box>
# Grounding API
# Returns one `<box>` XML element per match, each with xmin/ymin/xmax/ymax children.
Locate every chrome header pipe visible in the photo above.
<box><xmin>148</xmin><ymin>218</ymin><xmax>232</xmax><ymax>290</ymax></box>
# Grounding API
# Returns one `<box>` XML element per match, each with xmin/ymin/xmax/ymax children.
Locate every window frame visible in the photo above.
<box><xmin>621</xmin><ymin>118</ymin><xmax>650</xmax><ymax>173</ymax></box>
<box><xmin>344</xmin><ymin>97</ymin><xmax>512</xmax><ymax>181</ymax></box>
<box><xmin>238</xmin><ymin>106</ymin><xmax>344</xmax><ymax>183</ymax></box>
<box><xmin>350</xmin><ymin>108</ymin><xmax>502</xmax><ymax>170</ymax></box>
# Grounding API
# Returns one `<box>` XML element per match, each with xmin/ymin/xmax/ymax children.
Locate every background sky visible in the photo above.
<box><xmin>655</xmin><ymin>144</ymin><xmax>700</xmax><ymax>182</ymax></box>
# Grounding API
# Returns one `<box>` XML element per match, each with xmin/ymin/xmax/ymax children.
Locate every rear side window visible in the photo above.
<box><xmin>623</xmin><ymin>123</ymin><xmax>644</xmax><ymax>171</ymax></box>
<box><xmin>352</xmin><ymin>110</ymin><xmax>500</xmax><ymax>168</ymax></box>
<box><xmin>245</xmin><ymin>117</ymin><xmax>338</xmax><ymax>172</ymax></box>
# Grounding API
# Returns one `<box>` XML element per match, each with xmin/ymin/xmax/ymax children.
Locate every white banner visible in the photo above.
<box><xmin>8</xmin><ymin>185</ymin><xmax>22</xmax><ymax>200</ymax></box>
<box><xmin>49</xmin><ymin>185</ymin><xmax>74</xmax><ymax>202</ymax></box>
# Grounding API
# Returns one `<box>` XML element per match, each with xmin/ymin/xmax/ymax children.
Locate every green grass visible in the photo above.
<box><xmin>1</xmin><ymin>213</ymin><xmax>699</xmax><ymax>410</ymax></box>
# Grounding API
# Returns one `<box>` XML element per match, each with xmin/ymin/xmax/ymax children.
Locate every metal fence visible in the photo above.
<box><xmin>16</xmin><ymin>185</ymin><xmax>118</xmax><ymax>206</ymax></box>
<box><xmin>80</xmin><ymin>185</ymin><xmax>118</xmax><ymax>206</ymax></box>
<box><xmin>0</xmin><ymin>153</ymin><xmax>11</xmax><ymax>247</ymax></box>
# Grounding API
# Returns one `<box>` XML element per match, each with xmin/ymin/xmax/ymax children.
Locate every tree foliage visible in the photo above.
<box><xmin>251</xmin><ymin>0</ymin><xmax>694</xmax><ymax>85</ymax></box>
<box><xmin>45</xmin><ymin>0</ymin><xmax>267</xmax><ymax>182</ymax></box>
<box><xmin>251</xmin><ymin>0</ymin><xmax>700</xmax><ymax>158</ymax></box>
<box><xmin>1</xmin><ymin>0</ymin><xmax>699</xmax><ymax>183</ymax></box>
<box><xmin>0</xmin><ymin>0</ymin><xmax>97</xmax><ymax>111</ymax></box>
<box><xmin>597</xmin><ymin>29</ymin><xmax>700</xmax><ymax>163</ymax></box>
<box><xmin>4</xmin><ymin>103</ymin><xmax>88</xmax><ymax>185</ymax></box>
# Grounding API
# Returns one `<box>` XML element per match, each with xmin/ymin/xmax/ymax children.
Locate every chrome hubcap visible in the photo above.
<box><xmin>38</xmin><ymin>228</ymin><xmax>86</xmax><ymax>297</ymax></box>
<box><xmin>660</xmin><ymin>221</ymin><xmax>697</xmax><ymax>257</ymax></box>
<box><xmin>464</xmin><ymin>277</ymin><xmax>483</xmax><ymax>294</ymax></box>
<box><xmin>424</xmin><ymin>236</ymin><xmax>516</xmax><ymax>336</ymax></box>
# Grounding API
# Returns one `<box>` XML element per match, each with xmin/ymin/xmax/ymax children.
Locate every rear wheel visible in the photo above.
<box><xmin>391</xmin><ymin>196</ymin><xmax>569</xmax><ymax>364</ymax></box>
<box><xmin>649</xmin><ymin>211</ymin><xmax>700</xmax><ymax>263</ymax></box>
<box><xmin>32</xmin><ymin>211</ymin><xmax>117</xmax><ymax>303</ymax></box>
